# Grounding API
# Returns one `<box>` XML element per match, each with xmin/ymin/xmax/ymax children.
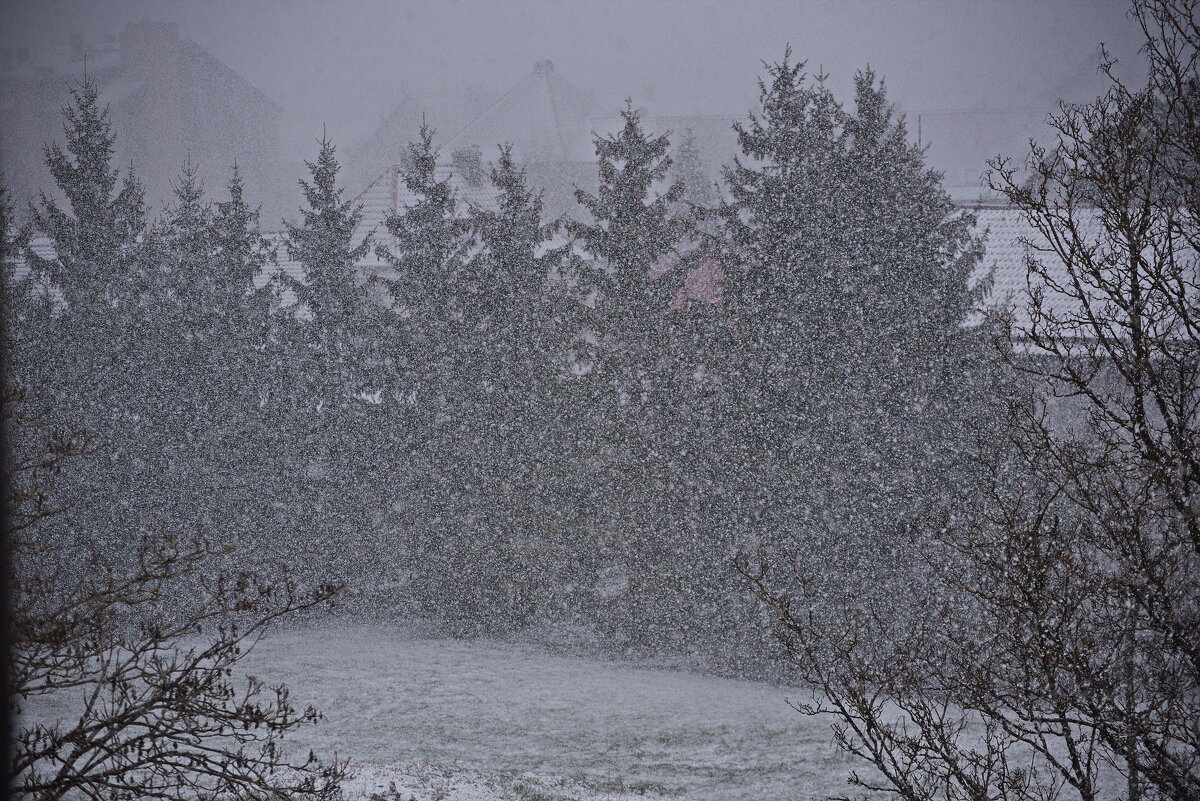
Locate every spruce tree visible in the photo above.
<box><xmin>375</xmin><ymin>123</ymin><xmax>473</xmax><ymax>449</ymax></box>
<box><xmin>723</xmin><ymin>55</ymin><xmax>992</xmax><ymax>598</ymax></box>
<box><xmin>160</xmin><ymin>161</ymin><xmax>216</xmax><ymax>327</ymax></box>
<box><xmin>1</xmin><ymin>180</ymin><xmax>39</xmax><ymax>366</ymax></box>
<box><xmin>279</xmin><ymin>136</ymin><xmax>386</xmax><ymax>586</ymax></box>
<box><xmin>208</xmin><ymin>165</ymin><xmax>291</xmax><ymax>554</ymax></box>
<box><xmin>213</xmin><ymin>165</ymin><xmax>275</xmax><ymax>317</ymax></box>
<box><xmin>671</xmin><ymin>128</ymin><xmax>716</xmax><ymax>209</ymax></box>
<box><xmin>141</xmin><ymin>162</ymin><xmax>286</xmax><ymax>551</ymax></box>
<box><xmin>28</xmin><ymin>78</ymin><xmax>146</xmax><ymax>316</ymax></box>
<box><xmin>470</xmin><ymin>146</ymin><xmax>553</xmax><ymax>320</ymax></box>
<box><xmin>562</xmin><ymin>103</ymin><xmax>697</xmax><ymax>651</ymax></box>
<box><xmin>465</xmin><ymin>145</ymin><xmax>556</xmax><ymax>463</ymax></box>
<box><xmin>18</xmin><ymin>79</ymin><xmax>151</xmax><ymax>556</ymax></box>
<box><xmin>282</xmin><ymin>135</ymin><xmax>378</xmax><ymax>407</ymax></box>
<box><xmin>213</xmin><ymin>163</ymin><xmax>283</xmax><ymax>415</ymax></box>
<box><xmin>373</xmin><ymin>125</ymin><xmax>484</xmax><ymax>626</ymax></box>
<box><xmin>139</xmin><ymin>164</ymin><xmax>216</xmax><ymax>532</ymax></box>
<box><xmin>460</xmin><ymin>145</ymin><xmax>575</xmax><ymax>630</ymax></box>
<box><xmin>377</xmin><ymin>124</ymin><xmax>471</xmax><ymax>359</ymax></box>
<box><xmin>567</xmin><ymin>102</ymin><xmax>689</xmax><ymax>352</ymax></box>
<box><xmin>24</xmin><ymin>78</ymin><xmax>147</xmax><ymax>405</ymax></box>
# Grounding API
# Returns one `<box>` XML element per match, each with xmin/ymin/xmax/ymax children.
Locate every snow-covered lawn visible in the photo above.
<box><xmin>242</xmin><ymin>624</ymin><xmax>863</xmax><ymax>801</ymax></box>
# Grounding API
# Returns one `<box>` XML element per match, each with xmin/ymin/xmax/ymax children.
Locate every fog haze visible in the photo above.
<box><xmin>2</xmin><ymin>0</ymin><xmax>1144</xmax><ymax>159</ymax></box>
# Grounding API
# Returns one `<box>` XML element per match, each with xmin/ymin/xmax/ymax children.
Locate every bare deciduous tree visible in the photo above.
<box><xmin>745</xmin><ymin>1</ymin><xmax>1199</xmax><ymax>799</ymax></box>
<box><xmin>3</xmin><ymin>385</ymin><xmax>348</xmax><ymax>801</ymax></box>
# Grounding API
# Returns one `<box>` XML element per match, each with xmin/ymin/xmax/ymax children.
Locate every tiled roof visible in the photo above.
<box><xmin>970</xmin><ymin>204</ymin><xmax>1106</xmax><ymax>327</ymax></box>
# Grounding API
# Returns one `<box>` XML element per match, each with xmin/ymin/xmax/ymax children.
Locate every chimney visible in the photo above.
<box><xmin>1</xmin><ymin>48</ymin><xmax>12</xmax><ymax>72</ymax></box>
<box><xmin>16</xmin><ymin>47</ymin><xmax>30</xmax><ymax>66</ymax></box>
<box><xmin>452</xmin><ymin>146</ymin><xmax>484</xmax><ymax>188</ymax></box>
<box><xmin>70</xmin><ymin>33</ymin><xmax>84</xmax><ymax>63</ymax></box>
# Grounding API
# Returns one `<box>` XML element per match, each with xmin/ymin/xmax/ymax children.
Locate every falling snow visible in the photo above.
<box><xmin>4</xmin><ymin>2</ymin><xmax>1197</xmax><ymax>800</ymax></box>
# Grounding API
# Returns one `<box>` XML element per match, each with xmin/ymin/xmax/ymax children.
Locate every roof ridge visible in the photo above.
<box><xmin>440</xmin><ymin>69</ymin><xmax>539</xmax><ymax>155</ymax></box>
<box><xmin>349</xmin><ymin>165</ymin><xmax>397</xmax><ymax>209</ymax></box>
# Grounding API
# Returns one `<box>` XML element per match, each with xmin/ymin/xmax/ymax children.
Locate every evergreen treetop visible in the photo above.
<box><xmin>28</xmin><ymin>78</ymin><xmax>146</xmax><ymax>313</ymax></box>
<box><xmin>724</xmin><ymin>54</ymin><xmax>982</xmax><ymax>341</ymax></box>
<box><xmin>672</xmin><ymin>128</ymin><xmax>716</xmax><ymax>209</ymax></box>
<box><xmin>470</xmin><ymin>145</ymin><xmax>557</xmax><ymax>312</ymax></box>
<box><xmin>569</xmin><ymin>102</ymin><xmax>688</xmax><ymax>281</ymax></box>
<box><xmin>283</xmin><ymin>135</ymin><xmax>373</xmax><ymax>332</ymax></box>
<box><xmin>377</xmin><ymin>123</ymin><xmax>472</xmax><ymax>325</ymax></box>
<box><xmin>213</xmin><ymin>163</ymin><xmax>274</xmax><ymax>309</ymax></box>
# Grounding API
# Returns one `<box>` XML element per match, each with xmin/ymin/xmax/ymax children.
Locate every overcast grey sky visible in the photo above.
<box><xmin>1</xmin><ymin>0</ymin><xmax>1144</xmax><ymax>158</ymax></box>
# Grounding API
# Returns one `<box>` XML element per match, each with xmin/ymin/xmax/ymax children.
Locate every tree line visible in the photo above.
<box><xmin>4</xmin><ymin>59</ymin><xmax>996</xmax><ymax>670</ymax></box>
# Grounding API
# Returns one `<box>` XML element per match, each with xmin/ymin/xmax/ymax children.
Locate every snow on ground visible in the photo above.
<box><xmin>240</xmin><ymin>624</ymin><xmax>864</xmax><ymax>801</ymax></box>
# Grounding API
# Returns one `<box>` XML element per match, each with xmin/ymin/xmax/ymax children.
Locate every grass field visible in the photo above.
<box><xmin>240</xmin><ymin>624</ymin><xmax>864</xmax><ymax>801</ymax></box>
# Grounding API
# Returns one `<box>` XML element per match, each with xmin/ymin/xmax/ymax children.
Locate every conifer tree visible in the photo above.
<box><xmin>209</xmin><ymin>164</ymin><xmax>279</xmax><ymax>401</ymax></box>
<box><xmin>375</xmin><ymin>124</ymin><xmax>474</xmax><ymax>472</ymax></box>
<box><xmin>278</xmin><ymin>136</ymin><xmax>388</xmax><ymax>586</ymax></box>
<box><xmin>465</xmin><ymin>144</ymin><xmax>558</xmax><ymax>446</ymax></box>
<box><xmin>561</xmin><ymin>104</ymin><xmax>698</xmax><ymax>650</ymax></box>
<box><xmin>373</xmin><ymin>125</ymin><xmax>485</xmax><ymax>625</ymax></box>
<box><xmin>470</xmin><ymin>146</ymin><xmax>554</xmax><ymax>322</ymax></box>
<box><xmin>213</xmin><ymin>163</ymin><xmax>283</xmax><ymax>411</ymax></box>
<box><xmin>5</xmin><ymin>96</ymin><xmax>346</xmax><ymax>801</ymax></box>
<box><xmin>457</xmin><ymin>145</ymin><xmax>575</xmax><ymax>629</ymax></box>
<box><xmin>723</xmin><ymin>54</ymin><xmax>992</xmax><ymax>603</ymax></box>
<box><xmin>140</xmin><ymin>162</ymin><xmax>286</xmax><ymax>549</ymax></box>
<box><xmin>23</xmin><ymin>78</ymin><xmax>147</xmax><ymax>393</ymax></box>
<box><xmin>1</xmin><ymin>180</ymin><xmax>39</xmax><ymax>361</ymax></box>
<box><xmin>377</xmin><ymin>123</ymin><xmax>471</xmax><ymax>362</ymax></box>
<box><xmin>672</xmin><ymin>128</ymin><xmax>716</xmax><ymax>209</ymax></box>
<box><xmin>374</xmin><ymin>124</ymin><xmax>474</xmax><ymax>446</ymax></box>
<box><xmin>750</xmin><ymin>3</ymin><xmax>1200</xmax><ymax>792</ymax></box>
<box><xmin>159</xmin><ymin>161</ymin><xmax>216</xmax><ymax>326</ymax></box>
<box><xmin>565</xmin><ymin>102</ymin><xmax>695</xmax><ymax>410</ymax></box>
<box><xmin>204</xmin><ymin>164</ymin><xmax>295</xmax><ymax>558</ymax></box>
<box><xmin>28</xmin><ymin>78</ymin><xmax>146</xmax><ymax>317</ymax></box>
<box><xmin>282</xmin><ymin>135</ymin><xmax>380</xmax><ymax>409</ymax></box>
<box><xmin>16</xmin><ymin>79</ymin><xmax>152</xmax><ymax>555</ymax></box>
<box><xmin>213</xmin><ymin>165</ymin><xmax>275</xmax><ymax>315</ymax></box>
<box><xmin>135</xmin><ymin>164</ymin><xmax>217</xmax><ymax>529</ymax></box>
<box><xmin>568</xmin><ymin>102</ymin><xmax>689</xmax><ymax>350</ymax></box>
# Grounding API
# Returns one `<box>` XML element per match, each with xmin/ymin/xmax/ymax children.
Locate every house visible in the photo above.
<box><xmin>345</xmin><ymin>60</ymin><xmax>603</xmax><ymax>225</ymax></box>
<box><xmin>0</xmin><ymin>21</ymin><xmax>284</xmax><ymax>221</ymax></box>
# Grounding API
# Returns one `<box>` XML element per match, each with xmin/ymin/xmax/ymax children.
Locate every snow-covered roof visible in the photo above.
<box><xmin>8</xmin><ymin>204</ymin><xmax>1137</xmax><ymax>334</ymax></box>
<box><xmin>971</xmin><ymin>204</ymin><xmax>1108</xmax><ymax>326</ymax></box>
<box><xmin>440</xmin><ymin>60</ymin><xmax>601</xmax><ymax>164</ymax></box>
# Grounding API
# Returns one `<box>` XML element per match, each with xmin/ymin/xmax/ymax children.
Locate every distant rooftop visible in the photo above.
<box><xmin>439</xmin><ymin>60</ymin><xmax>602</xmax><ymax>164</ymax></box>
<box><xmin>8</xmin><ymin>196</ymin><xmax>1113</xmax><ymax>335</ymax></box>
